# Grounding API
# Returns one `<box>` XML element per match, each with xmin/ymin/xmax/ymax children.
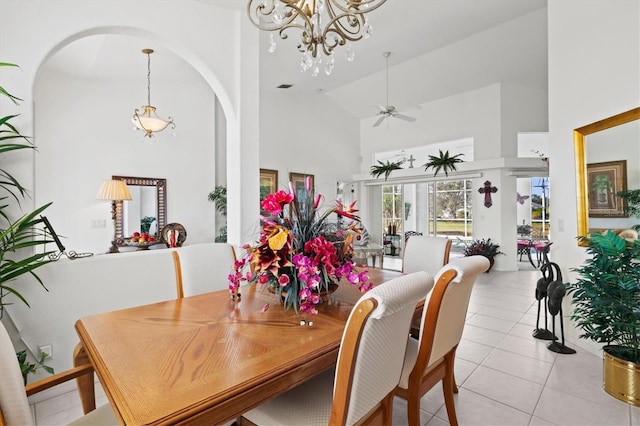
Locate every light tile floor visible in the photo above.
<box><xmin>29</xmin><ymin>258</ymin><xmax>640</xmax><ymax>426</ymax></box>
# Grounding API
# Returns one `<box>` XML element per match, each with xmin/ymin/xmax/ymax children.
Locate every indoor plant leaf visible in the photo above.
<box><xmin>423</xmin><ymin>150</ymin><xmax>464</xmax><ymax>177</ymax></box>
<box><xmin>568</xmin><ymin>230</ymin><xmax>640</xmax><ymax>363</ymax></box>
<box><xmin>370</xmin><ymin>160</ymin><xmax>405</xmax><ymax>181</ymax></box>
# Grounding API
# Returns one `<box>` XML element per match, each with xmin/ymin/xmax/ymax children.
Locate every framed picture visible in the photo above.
<box><xmin>260</xmin><ymin>168</ymin><xmax>278</xmax><ymax>200</ymax></box>
<box><xmin>587</xmin><ymin>160</ymin><xmax>628</xmax><ymax>218</ymax></box>
<box><xmin>289</xmin><ymin>172</ymin><xmax>314</xmax><ymax>200</ymax></box>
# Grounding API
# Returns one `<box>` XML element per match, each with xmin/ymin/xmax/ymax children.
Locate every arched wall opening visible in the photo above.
<box><xmin>30</xmin><ymin>27</ymin><xmax>236</xmax><ymax>253</ymax></box>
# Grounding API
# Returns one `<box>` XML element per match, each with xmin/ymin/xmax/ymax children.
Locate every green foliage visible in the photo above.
<box><xmin>0</xmin><ymin>62</ymin><xmax>55</xmax><ymax>315</ymax></box>
<box><xmin>17</xmin><ymin>349</ymin><xmax>54</xmax><ymax>385</ymax></box>
<box><xmin>140</xmin><ymin>216</ymin><xmax>156</xmax><ymax>234</ymax></box>
<box><xmin>567</xmin><ymin>231</ymin><xmax>640</xmax><ymax>363</ymax></box>
<box><xmin>208</xmin><ymin>186</ymin><xmax>227</xmax><ymax>242</ymax></box>
<box><xmin>370</xmin><ymin>160</ymin><xmax>404</xmax><ymax>181</ymax></box>
<box><xmin>207</xmin><ymin>186</ymin><xmax>227</xmax><ymax>216</ymax></box>
<box><xmin>618</xmin><ymin>189</ymin><xmax>640</xmax><ymax>231</ymax></box>
<box><xmin>591</xmin><ymin>174</ymin><xmax>612</xmax><ymax>191</ymax></box>
<box><xmin>214</xmin><ymin>226</ymin><xmax>227</xmax><ymax>243</ymax></box>
<box><xmin>423</xmin><ymin>150</ymin><xmax>464</xmax><ymax>177</ymax></box>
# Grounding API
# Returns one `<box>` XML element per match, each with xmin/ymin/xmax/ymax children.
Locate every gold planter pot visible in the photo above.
<box><xmin>603</xmin><ymin>347</ymin><xmax>640</xmax><ymax>406</ymax></box>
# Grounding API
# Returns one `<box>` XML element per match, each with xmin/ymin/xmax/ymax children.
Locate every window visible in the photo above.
<box><xmin>430</xmin><ymin>180</ymin><xmax>473</xmax><ymax>238</ymax></box>
<box><xmin>531</xmin><ymin>177</ymin><xmax>550</xmax><ymax>238</ymax></box>
<box><xmin>381</xmin><ymin>179</ymin><xmax>473</xmax><ymax>261</ymax></box>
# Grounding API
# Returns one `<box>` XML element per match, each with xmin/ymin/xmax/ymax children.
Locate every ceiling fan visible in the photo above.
<box><xmin>372</xmin><ymin>52</ymin><xmax>418</xmax><ymax>128</ymax></box>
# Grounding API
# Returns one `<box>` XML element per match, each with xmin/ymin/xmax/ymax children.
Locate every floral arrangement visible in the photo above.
<box><xmin>461</xmin><ymin>238</ymin><xmax>504</xmax><ymax>271</ymax></box>
<box><xmin>462</xmin><ymin>238</ymin><xmax>503</xmax><ymax>257</ymax></box>
<box><xmin>228</xmin><ymin>177</ymin><xmax>373</xmax><ymax>316</ymax></box>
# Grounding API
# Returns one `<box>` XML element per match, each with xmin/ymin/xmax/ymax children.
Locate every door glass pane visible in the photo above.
<box><xmin>531</xmin><ymin>177</ymin><xmax>550</xmax><ymax>239</ymax></box>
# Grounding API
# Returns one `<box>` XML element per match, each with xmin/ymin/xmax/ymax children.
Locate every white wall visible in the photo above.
<box><xmin>548</xmin><ymin>0</ymin><xmax>640</xmax><ymax>351</ymax></box>
<box><xmin>259</xmin><ymin>90</ymin><xmax>361</xmax><ymax>203</ymax></box>
<box><xmin>0</xmin><ymin>0</ymin><xmax>260</xmax><ymax>247</ymax></box>
<box><xmin>34</xmin><ymin>69</ymin><xmax>217</xmax><ymax>253</ymax></box>
<box><xmin>355</xmin><ymin>82</ymin><xmax>548</xmax><ymax>271</ymax></box>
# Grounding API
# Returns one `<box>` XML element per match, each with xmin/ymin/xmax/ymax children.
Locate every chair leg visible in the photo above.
<box><xmin>380</xmin><ymin>392</ymin><xmax>394</xmax><ymax>425</ymax></box>
<box><xmin>442</xmin><ymin>352</ymin><xmax>459</xmax><ymax>426</ymax></box>
<box><xmin>73</xmin><ymin>343</ymin><xmax>96</xmax><ymax>414</ymax></box>
<box><xmin>407</xmin><ymin>389</ymin><xmax>422</xmax><ymax>426</ymax></box>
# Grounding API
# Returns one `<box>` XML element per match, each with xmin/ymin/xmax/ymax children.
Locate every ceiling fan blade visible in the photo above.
<box><xmin>393</xmin><ymin>113</ymin><xmax>417</xmax><ymax>122</ymax></box>
<box><xmin>376</xmin><ymin>105</ymin><xmax>388</xmax><ymax>112</ymax></box>
<box><xmin>373</xmin><ymin>115</ymin><xmax>387</xmax><ymax>127</ymax></box>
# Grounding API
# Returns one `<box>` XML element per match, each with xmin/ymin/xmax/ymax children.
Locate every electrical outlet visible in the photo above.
<box><xmin>91</xmin><ymin>219</ymin><xmax>106</xmax><ymax>229</ymax></box>
<box><xmin>38</xmin><ymin>344</ymin><xmax>53</xmax><ymax>360</ymax></box>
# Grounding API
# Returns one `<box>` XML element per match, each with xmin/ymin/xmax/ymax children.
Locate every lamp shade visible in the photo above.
<box><xmin>97</xmin><ymin>180</ymin><xmax>132</xmax><ymax>201</ymax></box>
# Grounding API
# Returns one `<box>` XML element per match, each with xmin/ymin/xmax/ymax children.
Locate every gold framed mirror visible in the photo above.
<box><xmin>112</xmin><ymin>176</ymin><xmax>167</xmax><ymax>241</ymax></box>
<box><xmin>575</xmin><ymin>107</ymin><xmax>640</xmax><ymax>246</ymax></box>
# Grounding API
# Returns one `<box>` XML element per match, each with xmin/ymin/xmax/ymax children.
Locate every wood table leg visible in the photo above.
<box><xmin>73</xmin><ymin>342</ymin><xmax>96</xmax><ymax>414</ymax></box>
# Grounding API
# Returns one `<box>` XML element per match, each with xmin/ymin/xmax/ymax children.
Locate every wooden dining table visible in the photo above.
<box><xmin>75</xmin><ymin>268</ymin><xmax>401</xmax><ymax>425</ymax></box>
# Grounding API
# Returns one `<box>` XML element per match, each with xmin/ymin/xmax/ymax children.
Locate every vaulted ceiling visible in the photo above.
<box><xmin>41</xmin><ymin>0</ymin><xmax>548</xmax><ymax>119</ymax></box>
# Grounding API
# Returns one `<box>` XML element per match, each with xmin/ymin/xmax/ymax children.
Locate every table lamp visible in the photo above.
<box><xmin>97</xmin><ymin>179</ymin><xmax>132</xmax><ymax>253</ymax></box>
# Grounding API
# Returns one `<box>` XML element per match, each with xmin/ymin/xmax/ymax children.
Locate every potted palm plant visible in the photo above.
<box><xmin>1</xmin><ymin>63</ymin><xmax>57</xmax><ymax>382</ymax></box>
<box><xmin>423</xmin><ymin>150</ymin><xmax>464</xmax><ymax>177</ymax></box>
<box><xmin>567</xmin><ymin>231</ymin><xmax>640</xmax><ymax>406</ymax></box>
<box><xmin>0</xmin><ymin>62</ymin><xmax>55</xmax><ymax>317</ymax></box>
<box><xmin>370</xmin><ymin>159</ymin><xmax>404</xmax><ymax>181</ymax></box>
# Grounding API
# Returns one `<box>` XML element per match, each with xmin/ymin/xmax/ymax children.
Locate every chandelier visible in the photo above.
<box><xmin>247</xmin><ymin>0</ymin><xmax>387</xmax><ymax>76</ymax></box>
<box><xmin>132</xmin><ymin>49</ymin><xmax>175</xmax><ymax>138</ymax></box>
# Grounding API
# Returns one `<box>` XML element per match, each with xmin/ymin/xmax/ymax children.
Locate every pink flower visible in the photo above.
<box><xmin>261</xmin><ymin>190</ymin><xmax>294</xmax><ymax>215</ymax></box>
<box><xmin>278</xmin><ymin>274</ymin><xmax>290</xmax><ymax>287</ymax></box>
<box><xmin>298</xmin><ymin>287</ymin><xmax>312</xmax><ymax>301</ymax></box>
<box><xmin>261</xmin><ymin>198</ymin><xmax>282</xmax><ymax>215</ymax></box>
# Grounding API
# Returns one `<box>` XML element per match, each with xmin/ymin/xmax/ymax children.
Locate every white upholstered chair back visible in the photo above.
<box><xmin>173</xmin><ymin>243</ymin><xmax>236</xmax><ymax>298</ymax></box>
<box><xmin>403</xmin><ymin>235</ymin><xmax>452</xmax><ymax>276</ymax></box>
<box><xmin>337</xmin><ymin>271</ymin><xmax>434</xmax><ymax>425</ymax></box>
<box><xmin>0</xmin><ymin>321</ymin><xmax>35</xmax><ymax>425</ymax></box>
<box><xmin>420</xmin><ymin>255</ymin><xmax>489</xmax><ymax>368</ymax></box>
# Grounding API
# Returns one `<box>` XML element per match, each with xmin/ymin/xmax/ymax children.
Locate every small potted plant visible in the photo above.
<box><xmin>567</xmin><ymin>231</ymin><xmax>640</xmax><ymax>406</ymax></box>
<box><xmin>370</xmin><ymin>159</ymin><xmax>404</xmax><ymax>181</ymax></box>
<box><xmin>462</xmin><ymin>238</ymin><xmax>503</xmax><ymax>272</ymax></box>
<box><xmin>423</xmin><ymin>150</ymin><xmax>464</xmax><ymax>177</ymax></box>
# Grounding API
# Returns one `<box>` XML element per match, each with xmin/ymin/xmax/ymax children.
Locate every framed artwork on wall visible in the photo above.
<box><xmin>289</xmin><ymin>172</ymin><xmax>314</xmax><ymax>200</ymax></box>
<box><xmin>587</xmin><ymin>160</ymin><xmax>628</xmax><ymax>218</ymax></box>
<box><xmin>260</xmin><ymin>168</ymin><xmax>278</xmax><ymax>200</ymax></box>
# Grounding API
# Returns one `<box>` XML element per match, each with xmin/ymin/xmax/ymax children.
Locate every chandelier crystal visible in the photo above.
<box><xmin>132</xmin><ymin>49</ymin><xmax>175</xmax><ymax>138</ymax></box>
<box><xmin>247</xmin><ymin>0</ymin><xmax>387</xmax><ymax>75</ymax></box>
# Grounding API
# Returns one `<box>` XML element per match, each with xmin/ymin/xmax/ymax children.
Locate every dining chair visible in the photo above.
<box><xmin>238</xmin><ymin>271</ymin><xmax>435</xmax><ymax>426</ymax></box>
<box><xmin>402</xmin><ymin>235</ymin><xmax>452</xmax><ymax>336</ymax></box>
<box><xmin>404</xmin><ymin>230</ymin><xmax>423</xmax><ymax>243</ymax></box>
<box><xmin>395</xmin><ymin>255</ymin><xmax>490</xmax><ymax>426</ymax></box>
<box><xmin>172</xmin><ymin>242</ymin><xmax>237</xmax><ymax>298</ymax></box>
<box><xmin>403</xmin><ymin>235</ymin><xmax>452</xmax><ymax>276</ymax></box>
<box><xmin>0</xmin><ymin>322</ymin><xmax>117</xmax><ymax>425</ymax></box>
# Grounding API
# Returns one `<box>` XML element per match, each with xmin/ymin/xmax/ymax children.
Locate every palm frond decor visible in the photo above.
<box><xmin>370</xmin><ymin>160</ymin><xmax>405</xmax><ymax>181</ymax></box>
<box><xmin>423</xmin><ymin>150</ymin><xmax>464</xmax><ymax>177</ymax></box>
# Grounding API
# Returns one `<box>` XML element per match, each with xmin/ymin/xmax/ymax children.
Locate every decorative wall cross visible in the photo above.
<box><xmin>478</xmin><ymin>180</ymin><xmax>498</xmax><ymax>208</ymax></box>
